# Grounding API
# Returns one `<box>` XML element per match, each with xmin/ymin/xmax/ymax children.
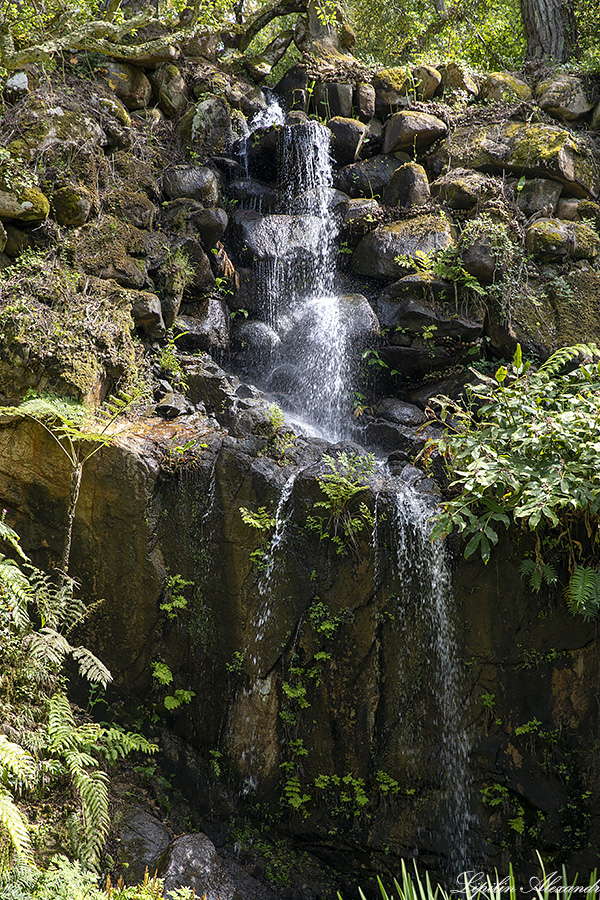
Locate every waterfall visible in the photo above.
<box><xmin>391</xmin><ymin>483</ymin><xmax>473</xmax><ymax>872</ymax></box>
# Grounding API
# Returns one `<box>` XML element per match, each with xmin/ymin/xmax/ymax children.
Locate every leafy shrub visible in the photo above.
<box><xmin>428</xmin><ymin>343</ymin><xmax>600</xmax><ymax>617</ymax></box>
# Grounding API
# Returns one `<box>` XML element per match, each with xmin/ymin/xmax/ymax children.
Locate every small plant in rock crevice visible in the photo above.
<box><xmin>306</xmin><ymin>452</ymin><xmax>375</xmax><ymax>557</ymax></box>
<box><xmin>239</xmin><ymin>505</ymin><xmax>276</xmax><ymax>570</ymax></box>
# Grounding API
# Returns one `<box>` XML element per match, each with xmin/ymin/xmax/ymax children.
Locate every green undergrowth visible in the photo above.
<box><xmin>427</xmin><ymin>343</ymin><xmax>600</xmax><ymax>618</ymax></box>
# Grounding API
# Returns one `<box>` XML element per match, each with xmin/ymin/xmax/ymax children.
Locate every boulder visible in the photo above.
<box><xmin>480</xmin><ymin>72</ymin><xmax>532</xmax><ymax>103</ymax></box>
<box><xmin>382</xmin><ymin>111</ymin><xmax>447</xmax><ymax>154</ymax></box>
<box><xmin>51</xmin><ymin>186</ymin><xmax>92</xmax><ymax>227</ymax></box>
<box><xmin>114</xmin><ymin>808</ymin><xmax>171</xmax><ymax>884</ymax></box>
<box><xmin>150</xmin><ymin>64</ymin><xmax>188</xmax><ymax>117</ymax></box>
<box><xmin>383</xmin><ymin>163</ymin><xmax>430</xmax><ymax>208</ymax></box>
<box><xmin>177</xmin><ymin>95</ymin><xmax>233</xmax><ymax>161</ymax></box>
<box><xmin>328</xmin><ymin>117</ymin><xmax>367</xmax><ymax>166</ymax></box>
<box><xmin>4</xmin><ymin>71</ymin><xmax>34</xmax><ymax>104</ymax></box>
<box><xmin>313</xmin><ymin>81</ymin><xmax>353</xmax><ymax>119</ymax></box>
<box><xmin>160</xmin><ymin>834</ymin><xmax>241</xmax><ymax>900</ymax></box>
<box><xmin>381</xmin><ymin>341</ymin><xmax>480</xmax><ymax>377</ymax></box>
<box><xmin>372</xmin><ymin>68</ymin><xmax>411</xmax><ymax>118</ymax></box>
<box><xmin>228</xmin><ymin>210</ymin><xmax>326</xmax><ymax>264</ymax></box>
<box><xmin>129</xmin><ymin>290</ymin><xmax>166</xmax><ymax>338</ymax></box>
<box><xmin>354</xmin><ymin>83</ymin><xmax>376</xmax><ymax>121</ymax></box>
<box><xmin>525</xmin><ymin>218</ymin><xmax>600</xmax><ymax>261</ymax></box>
<box><xmin>0</xmin><ymin>221</ymin><xmax>6</xmax><ymax>253</ymax></box>
<box><xmin>281</xmin><ymin>293</ymin><xmax>379</xmax><ymax>351</ymax></box>
<box><xmin>0</xmin><ymin>187</ymin><xmax>49</xmax><ymax>223</ymax></box>
<box><xmin>353</xmin><ymin>215</ymin><xmax>456</xmax><ymax>279</ymax></box>
<box><xmin>176</xmin><ymin>298</ymin><xmax>230</xmax><ymax>351</ymax></box>
<box><xmin>556</xmin><ymin>198</ymin><xmax>581</xmax><ymax>220</ymax></box>
<box><xmin>516</xmin><ymin>178</ymin><xmax>563</xmax><ymax>218</ymax></box>
<box><xmin>536</xmin><ymin>75</ymin><xmax>594</xmax><ymax>121</ymax></box>
<box><xmin>412</xmin><ymin>65</ymin><xmax>442</xmax><ymax>101</ymax></box>
<box><xmin>161</xmin><ymin>200</ymin><xmax>227</xmax><ymax>248</ymax></box>
<box><xmin>430</xmin><ymin>168</ymin><xmax>500</xmax><ymax>209</ymax></box>
<box><xmin>334</xmin><ymin>154</ymin><xmax>408</xmax><ymax>198</ymax></box>
<box><xmin>104</xmin><ymin>189</ymin><xmax>156</xmax><ymax>230</ymax></box>
<box><xmin>274</xmin><ymin>64</ymin><xmax>311</xmax><ymax>112</ymax></box>
<box><xmin>437</xmin><ymin>121</ymin><xmax>598</xmax><ymax>197</ymax></box>
<box><xmin>437</xmin><ymin>63</ymin><xmax>478</xmax><ymax>99</ymax></box>
<box><xmin>462</xmin><ymin>238</ymin><xmax>503</xmax><ymax>283</ymax></box>
<box><xmin>3</xmin><ymin>224</ymin><xmax>33</xmax><ymax>258</ymax></box>
<box><xmin>104</xmin><ymin>62</ymin><xmax>152</xmax><ymax>111</ymax></box>
<box><xmin>227</xmin><ymin>179</ymin><xmax>281</xmax><ymax>214</ymax></box>
<box><xmin>156</xmin><ymin>390</ymin><xmax>193</xmax><ymax>419</ymax></box>
<box><xmin>163</xmin><ymin>167</ymin><xmax>220</xmax><ymax>206</ymax></box>
<box><xmin>342</xmin><ymin>197</ymin><xmax>382</xmax><ymax>243</ymax></box>
<box><xmin>376</xmin><ymin>397</ymin><xmax>427</xmax><ymax>426</ymax></box>
<box><xmin>377</xmin><ymin>276</ymin><xmax>482</xmax><ymax>341</ymax></box>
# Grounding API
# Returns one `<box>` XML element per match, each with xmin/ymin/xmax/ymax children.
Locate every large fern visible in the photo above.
<box><xmin>0</xmin><ymin>737</ymin><xmax>36</xmax><ymax>868</ymax></box>
<box><xmin>565</xmin><ymin>566</ymin><xmax>600</xmax><ymax>621</ymax></box>
<box><xmin>539</xmin><ymin>342</ymin><xmax>600</xmax><ymax>376</ymax></box>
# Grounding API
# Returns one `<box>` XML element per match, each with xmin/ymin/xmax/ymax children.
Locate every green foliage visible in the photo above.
<box><xmin>429</xmin><ymin>343</ymin><xmax>600</xmax><ymax>614</ymax></box>
<box><xmin>160</xmin><ymin>573</ymin><xmax>193</xmax><ymax>620</ymax></box>
<box><xmin>0</xmin><ymin>855</ymin><xmax>104</xmax><ymax>900</ymax></box>
<box><xmin>0</xmin><ymin>519</ymin><xmax>155</xmax><ymax>869</ymax></box>
<box><xmin>239</xmin><ymin>505</ymin><xmax>276</xmax><ymax>570</ymax></box>
<box><xmin>159</xmin><ymin>331</ymin><xmax>188</xmax><ymax>394</ymax></box>
<box><xmin>306</xmin><ymin>452</ymin><xmax>375</xmax><ymax>557</ymax></box>
<box><xmin>151</xmin><ymin>661</ymin><xmax>195</xmax><ymax>712</ymax></box>
<box><xmin>260</xmin><ymin>404</ymin><xmax>296</xmax><ymax>458</ymax></box>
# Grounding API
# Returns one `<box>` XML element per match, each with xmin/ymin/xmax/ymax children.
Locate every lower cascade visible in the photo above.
<box><xmin>233</xmin><ymin>118</ymin><xmax>476</xmax><ymax>875</ymax></box>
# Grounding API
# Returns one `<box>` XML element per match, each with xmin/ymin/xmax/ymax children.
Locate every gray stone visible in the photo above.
<box><xmin>227</xmin><ymin>179</ymin><xmax>281</xmax><ymax>213</ymax></box>
<box><xmin>354</xmin><ymin>83</ymin><xmax>376</xmax><ymax>122</ymax></box>
<box><xmin>438</xmin><ymin>62</ymin><xmax>478</xmax><ymax>99</ymax></box>
<box><xmin>314</xmin><ymin>81</ymin><xmax>353</xmax><ymax>119</ymax></box>
<box><xmin>0</xmin><ymin>188</ymin><xmax>49</xmax><ymax>223</ymax></box>
<box><xmin>105</xmin><ymin>62</ymin><xmax>152</xmax><ymax>111</ymax></box>
<box><xmin>480</xmin><ymin>72</ymin><xmax>531</xmax><ymax>102</ymax></box>
<box><xmin>51</xmin><ymin>186</ymin><xmax>92</xmax><ymax>227</ymax></box>
<box><xmin>525</xmin><ymin>218</ymin><xmax>600</xmax><ymax>261</ymax></box>
<box><xmin>436</xmin><ymin>121</ymin><xmax>598</xmax><ymax>198</ymax></box>
<box><xmin>372</xmin><ymin>68</ymin><xmax>411</xmax><ymax>118</ymax></box>
<box><xmin>178</xmin><ymin>95</ymin><xmax>233</xmax><ymax>161</ymax></box>
<box><xmin>274</xmin><ymin>65</ymin><xmax>310</xmax><ymax>112</ymax></box>
<box><xmin>383</xmin><ymin>162</ymin><xmax>430</xmax><ymax>207</ymax></box>
<box><xmin>462</xmin><ymin>238</ymin><xmax>503</xmax><ymax>283</ymax></box>
<box><xmin>376</xmin><ymin>397</ymin><xmax>427</xmax><ymax>426</ymax></box>
<box><xmin>176</xmin><ymin>298</ymin><xmax>230</xmax><ymax>351</ymax></box>
<box><xmin>353</xmin><ymin>216</ymin><xmax>456</xmax><ymax>279</ymax></box>
<box><xmin>130</xmin><ymin>290</ymin><xmax>166</xmax><ymax>338</ymax></box>
<box><xmin>328</xmin><ymin>116</ymin><xmax>367</xmax><ymax>166</ymax></box>
<box><xmin>4</xmin><ymin>71</ymin><xmax>33</xmax><ymax>104</ymax></box>
<box><xmin>150</xmin><ymin>64</ymin><xmax>188</xmax><ymax>117</ymax></box>
<box><xmin>430</xmin><ymin>168</ymin><xmax>500</xmax><ymax>209</ymax></box>
<box><xmin>334</xmin><ymin>154</ymin><xmax>408</xmax><ymax>198</ymax></box>
<box><xmin>156</xmin><ymin>391</ymin><xmax>192</xmax><ymax>419</ymax></box>
<box><xmin>378</xmin><ymin>277</ymin><xmax>483</xmax><ymax>341</ymax></box>
<box><xmin>516</xmin><ymin>178</ymin><xmax>563</xmax><ymax>218</ymax></box>
<box><xmin>229</xmin><ymin>210</ymin><xmax>327</xmax><ymax>264</ymax></box>
<box><xmin>411</xmin><ymin>65</ymin><xmax>442</xmax><ymax>101</ymax></box>
<box><xmin>163</xmin><ymin>166</ymin><xmax>220</xmax><ymax>206</ymax></box>
<box><xmin>160</xmin><ymin>833</ymin><xmax>242</xmax><ymax>900</ymax></box>
<box><xmin>383</xmin><ymin>111</ymin><xmax>447</xmax><ymax>154</ymax></box>
<box><xmin>536</xmin><ymin>74</ymin><xmax>594</xmax><ymax>121</ymax></box>
<box><xmin>115</xmin><ymin>808</ymin><xmax>171</xmax><ymax>884</ymax></box>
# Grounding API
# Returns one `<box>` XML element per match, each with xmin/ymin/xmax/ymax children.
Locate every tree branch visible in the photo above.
<box><xmin>237</xmin><ymin>0</ymin><xmax>307</xmax><ymax>52</ymax></box>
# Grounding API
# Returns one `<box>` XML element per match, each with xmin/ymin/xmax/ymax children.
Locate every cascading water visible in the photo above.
<box><xmin>391</xmin><ymin>484</ymin><xmax>473</xmax><ymax>871</ymax></box>
<box><xmin>230</xmin><ymin>110</ymin><xmax>475</xmax><ymax>871</ymax></box>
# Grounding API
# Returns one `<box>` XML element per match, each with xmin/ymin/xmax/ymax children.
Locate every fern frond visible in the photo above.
<box><xmin>98</xmin><ymin>728</ymin><xmax>158</xmax><ymax>764</ymax></box>
<box><xmin>0</xmin><ymin>521</ymin><xmax>28</xmax><ymax>561</ymax></box>
<box><xmin>12</xmin><ymin>395</ymin><xmax>86</xmax><ymax>426</ymax></box>
<box><xmin>0</xmin><ymin>557</ymin><xmax>32</xmax><ymax>631</ymax></box>
<box><xmin>47</xmin><ymin>692</ymin><xmax>77</xmax><ymax>747</ymax></box>
<box><xmin>540</xmin><ymin>343</ymin><xmax>600</xmax><ymax>376</ymax></box>
<box><xmin>565</xmin><ymin>566</ymin><xmax>600</xmax><ymax>621</ymax></box>
<box><xmin>26</xmin><ymin>627</ymin><xmax>72</xmax><ymax>670</ymax></box>
<box><xmin>0</xmin><ymin>737</ymin><xmax>37</xmax><ymax>792</ymax></box>
<box><xmin>71</xmin><ymin>646</ymin><xmax>113</xmax><ymax>688</ymax></box>
<box><xmin>0</xmin><ymin>786</ymin><xmax>33</xmax><ymax>867</ymax></box>
<box><xmin>70</xmin><ymin>765</ymin><xmax>109</xmax><ymax>866</ymax></box>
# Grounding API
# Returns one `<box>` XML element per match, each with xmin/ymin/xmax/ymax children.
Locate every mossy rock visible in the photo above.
<box><xmin>177</xmin><ymin>94</ymin><xmax>233</xmax><ymax>162</ymax></box>
<box><xmin>0</xmin><ymin>186</ymin><xmax>49</xmax><ymax>222</ymax></box>
<box><xmin>51</xmin><ymin>185</ymin><xmax>92</xmax><ymax>227</ymax></box>
<box><xmin>525</xmin><ymin>218</ymin><xmax>600</xmax><ymax>261</ymax></box>
<box><xmin>480</xmin><ymin>72</ymin><xmax>532</xmax><ymax>103</ymax></box>
<box><xmin>0</xmin><ymin>267</ymin><xmax>138</xmax><ymax>404</ymax></box>
<box><xmin>437</xmin><ymin>121</ymin><xmax>599</xmax><ymax>198</ymax></box>
<box><xmin>430</xmin><ymin>168</ymin><xmax>500</xmax><ymax>209</ymax></box>
<box><xmin>7</xmin><ymin>99</ymin><xmax>106</xmax><ymax>160</ymax></box>
<box><xmin>66</xmin><ymin>215</ymin><xmax>150</xmax><ymax>290</ymax></box>
<box><xmin>352</xmin><ymin>215</ymin><xmax>456</xmax><ymax>279</ymax></box>
<box><xmin>536</xmin><ymin>75</ymin><xmax>594</xmax><ymax>122</ymax></box>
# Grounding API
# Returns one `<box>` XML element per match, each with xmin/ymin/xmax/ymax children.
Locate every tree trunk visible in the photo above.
<box><xmin>61</xmin><ymin>463</ymin><xmax>83</xmax><ymax>581</ymax></box>
<box><xmin>520</xmin><ymin>0</ymin><xmax>573</xmax><ymax>63</ymax></box>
